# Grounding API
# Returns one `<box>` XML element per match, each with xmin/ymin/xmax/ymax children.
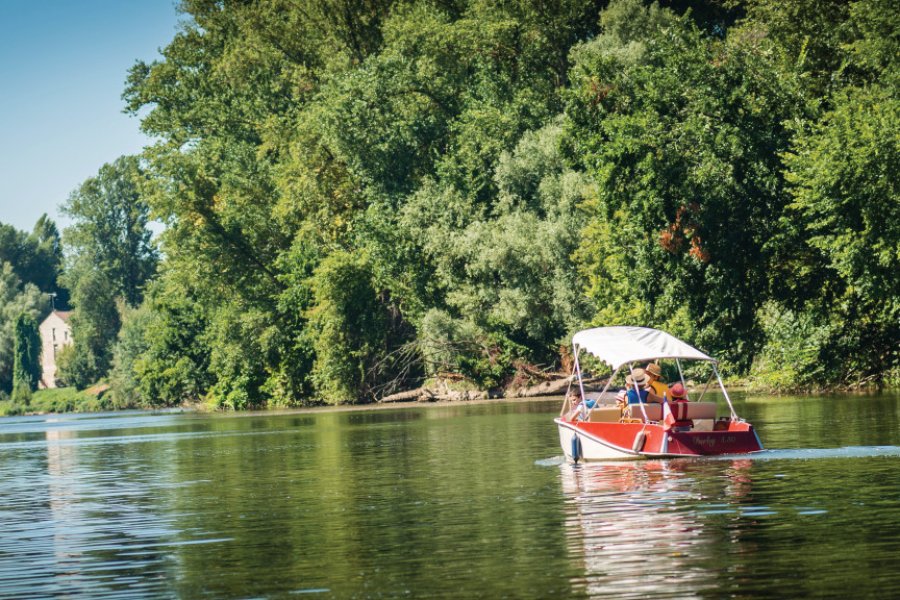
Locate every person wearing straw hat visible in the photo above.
<box><xmin>625</xmin><ymin>368</ymin><xmax>656</xmax><ymax>404</ymax></box>
<box><xmin>645</xmin><ymin>362</ymin><xmax>669</xmax><ymax>401</ymax></box>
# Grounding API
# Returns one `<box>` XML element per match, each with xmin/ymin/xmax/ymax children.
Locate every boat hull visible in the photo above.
<box><xmin>555</xmin><ymin>418</ymin><xmax>763</xmax><ymax>461</ymax></box>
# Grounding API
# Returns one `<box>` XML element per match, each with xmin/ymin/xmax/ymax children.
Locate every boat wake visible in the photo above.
<box><xmin>535</xmin><ymin>446</ymin><xmax>900</xmax><ymax>467</ymax></box>
<box><xmin>534</xmin><ymin>456</ymin><xmax>568</xmax><ymax>467</ymax></box>
<box><xmin>708</xmin><ymin>446</ymin><xmax>900</xmax><ymax>461</ymax></box>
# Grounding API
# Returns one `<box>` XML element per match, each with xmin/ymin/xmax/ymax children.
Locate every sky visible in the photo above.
<box><xmin>0</xmin><ymin>0</ymin><xmax>181</xmax><ymax>233</ymax></box>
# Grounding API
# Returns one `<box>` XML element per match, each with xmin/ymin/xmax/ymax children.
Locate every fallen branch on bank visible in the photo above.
<box><xmin>377</xmin><ymin>376</ymin><xmax>609</xmax><ymax>403</ymax></box>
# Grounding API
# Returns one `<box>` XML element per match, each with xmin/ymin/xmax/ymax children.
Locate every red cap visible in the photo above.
<box><xmin>670</xmin><ymin>382</ymin><xmax>686</xmax><ymax>399</ymax></box>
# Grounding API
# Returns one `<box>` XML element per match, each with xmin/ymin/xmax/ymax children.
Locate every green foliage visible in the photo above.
<box><xmin>0</xmin><ymin>386</ymin><xmax>113</xmax><ymax>416</ymax></box>
<box><xmin>774</xmin><ymin>84</ymin><xmax>900</xmax><ymax>385</ymax></box>
<box><xmin>78</xmin><ymin>0</ymin><xmax>896</xmax><ymax>406</ymax></box>
<box><xmin>59</xmin><ymin>156</ymin><xmax>159</xmax><ymax>388</ymax></box>
<box><xmin>129</xmin><ymin>277</ymin><xmax>214</xmax><ymax>407</ymax></box>
<box><xmin>57</xmin><ymin>267</ymin><xmax>121</xmax><ymax>389</ymax></box>
<box><xmin>566</xmin><ymin>0</ymin><xmax>805</xmax><ymax>370</ymax></box>
<box><xmin>0</xmin><ymin>262</ymin><xmax>44</xmax><ymax>393</ymax></box>
<box><xmin>0</xmin><ymin>216</ymin><xmax>66</xmax><ymax>301</ymax></box>
<box><xmin>308</xmin><ymin>251</ymin><xmax>391</xmax><ymax>404</ymax></box>
<box><xmin>750</xmin><ymin>302</ymin><xmax>835</xmax><ymax>390</ymax></box>
<box><xmin>108</xmin><ymin>301</ymin><xmax>153</xmax><ymax>408</ymax></box>
<box><xmin>61</xmin><ymin>155</ymin><xmax>158</xmax><ymax>307</ymax></box>
<box><xmin>417</xmin><ymin>308</ymin><xmax>527</xmax><ymax>390</ymax></box>
<box><xmin>12</xmin><ymin>313</ymin><xmax>41</xmax><ymax>397</ymax></box>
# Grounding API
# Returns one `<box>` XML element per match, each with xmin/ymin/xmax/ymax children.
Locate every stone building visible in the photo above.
<box><xmin>38</xmin><ymin>310</ymin><xmax>73</xmax><ymax>389</ymax></box>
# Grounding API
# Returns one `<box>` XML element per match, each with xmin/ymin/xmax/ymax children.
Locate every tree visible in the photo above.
<box><xmin>61</xmin><ymin>156</ymin><xmax>158</xmax><ymax>307</ymax></box>
<box><xmin>0</xmin><ymin>216</ymin><xmax>65</xmax><ymax>301</ymax></box>
<box><xmin>564</xmin><ymin>0</ymin><xmax>804</xmax><ymax>369</ymax></box>
<box><xmin>120</xmin><ymin>0</ymin><xmax>604</xmax><ymax>403</ymax></box>
<box><xmin>308</xmin><ymin>251</ymin><xmax>391</xmax><ymax>404</ymax></box>
<box><xmin>0</xmin><ymin>262</ymin><xmax>44</xmax><ymax>393</ymax></box>
<box><xmin>57</xmin><ymin>265</ymin><xmax>121</xmax><ymax>388</ymax></box>
<box><xmin>129</xmin><ymin>277</ymin><xmax>214</xmax><ymax>407</ymax></box>
<box><xmin>108</xmin><ymin>300</ymin><xmax>152</xmax><ymax>408</ymax></box>
<box><xmin>58</xmin><ymin>156</ymin><xmax>159</xmax><ymax>387</ymax></box>
<box><xmin>774</xmin><ymin>85</ymin><xmax>900</xmax><ymax>385</ymax></box>
<box><xmin>12</xmin><ymin>313</ymin><xmax>41</xmax><ymax>400</ymax></box>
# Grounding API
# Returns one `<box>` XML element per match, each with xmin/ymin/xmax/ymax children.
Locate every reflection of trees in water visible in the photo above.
<box><xmin>33</xmin><ymin>427</ymin><xmax>182</xmax><ymax>596</ymax></box>
<box><xmin>560</xmin><ymin>459</ymin><xmax>753</xmax><ymax>599</ymax></box>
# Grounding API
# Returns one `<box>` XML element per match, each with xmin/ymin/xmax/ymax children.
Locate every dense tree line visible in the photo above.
<box><xmin>14</xmin><ymin>0</ymin><xmax>895</xmax><ymax>408</ymax></box>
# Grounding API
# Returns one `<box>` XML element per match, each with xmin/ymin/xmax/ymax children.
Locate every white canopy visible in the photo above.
<box><xmin>572</xmin><ymin>326</ymin><xmax>715</xmax><ymax>369</ymax></box>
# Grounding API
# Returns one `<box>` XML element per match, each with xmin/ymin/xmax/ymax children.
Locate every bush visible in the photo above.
<box><xmin>30</xmin><ymin>386</ymin><xmax>113</xmax><ymax>413</ymax></box>
<box><xmin>749</xmin><ymin>302</ymin><xmax>834</xmax><ymax>391</ymax></box>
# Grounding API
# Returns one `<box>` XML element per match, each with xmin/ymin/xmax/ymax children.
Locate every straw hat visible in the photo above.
<box><xmin>645</xmin><ymin>363</ymin><xmax>662</xmax><ymax>379</ymax></box>
<box><xmin>626</xmin><ymin>368</ymin><xmax>648</xmax><ymax>387</ymax></box>
<box><xmin>670</xmin><ymin>382</ymin><xmax>686</xmax><ymax>399</ymax></box>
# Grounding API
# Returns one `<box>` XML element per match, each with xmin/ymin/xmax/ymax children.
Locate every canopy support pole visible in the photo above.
<box><xmin>629</xmin><ymin>363</ymin><xmax>651</xmax><ymax>422</ymax></box>
<box><xmin>696</xmin><ymin>372</ymin><xmax>714</xmax><ymax>402</ymax></box>
<box><xmin>675</xmin><ymin>358</ymin><xmax>689</xmax><ymax>401</ymax></box>
<box><xmin>560</xmin><ymin>352</ymin><xmax>577</xmax><ymax>417</ymax></box>
<box><xmin>712</xmin><ymin>364</ymin><xmax>738</xmax><ymax>420</ymax></box>
<box><xmin>573</xmin><ymin>345</ymin><xmax>588</xmax><ymax>421</ymax></box>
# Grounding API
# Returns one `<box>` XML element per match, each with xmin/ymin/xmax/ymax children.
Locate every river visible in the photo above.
<box><xmin>1</xmin><ymin>392</ymin><xmax>899</xmax><ymax>599</ymax></box>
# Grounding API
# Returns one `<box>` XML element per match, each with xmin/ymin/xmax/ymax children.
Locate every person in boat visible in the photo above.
<box><xmin>669</xmin><ymin>382</ymin><xmax>688</xmax><ymax>402</ymax></box>
<box><xmin>666</xmin><ymin>382</ymin><xmax>693</xmax><ymax>428</ymax></box>
<box><xmin>646</xmin><ymin>362</ymin><xmax>669</xmax><ymax>400</ymax></box>
<box><xmin>567</xmin><ymin>390</ymin><xmax>596</xmax><ymax>420</ymax></box>
<box><xmin>625</xmin><ymin>368</ymin><xmax>661</xmax><ymax>403</ymax></box>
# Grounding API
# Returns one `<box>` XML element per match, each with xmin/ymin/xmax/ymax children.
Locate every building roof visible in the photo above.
<box><xmin>43</xmin><ymin>310</ymin><xmax>73</xmax><ymax>324</ymax></box>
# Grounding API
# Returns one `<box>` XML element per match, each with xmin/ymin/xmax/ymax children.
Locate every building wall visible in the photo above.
<box><xmin>38</xmin><ymin>312</ymin><xmax>73</xmax><ymax>389</ymax></box>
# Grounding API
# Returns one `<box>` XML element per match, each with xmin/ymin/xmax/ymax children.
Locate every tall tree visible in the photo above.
<box><xmin>58</xmin><ymin>156</ymin><xmax>158</xmax><ymax>387</ymax></box>
<box><xmin>12</xmin><ymin>313</ymin><xmax>41</xmax><ymax>396</ymax></box>
<box><xmin>56</xmin><ymin>265</ymin><xmax>122</xmax><ymax>389</ymax></box>
<box><xmin>0</xmin><ymin>263</ymin><xmax>44</xmax><ymax>394</ymax></box>
<box><xmin>0</xmin><ymin>216</ymin><xmax>65</xmax><ymax>300</ymax></box>
<box><xmin>61</xmin><ymin>156</ymin><xmax>158</xmax><ymax>307</ymax></box>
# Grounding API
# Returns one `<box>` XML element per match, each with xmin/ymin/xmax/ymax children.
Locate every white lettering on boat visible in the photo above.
<box><xmin>692</xmin><ymin>435</ymin><xmax>738</xmax><ymax>447</ymax></box>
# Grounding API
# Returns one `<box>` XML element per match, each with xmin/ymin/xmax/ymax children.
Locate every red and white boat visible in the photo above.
<box><xmin>555</xmin><ymin>326</ymin><xmax>763</xmax><ymax>461</ymax></box>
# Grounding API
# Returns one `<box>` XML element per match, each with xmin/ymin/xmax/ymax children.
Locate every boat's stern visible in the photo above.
<box><xmin>662</xmin><ymin>420</ymin><xmax>763</xmax><ymax>456</ymax></box>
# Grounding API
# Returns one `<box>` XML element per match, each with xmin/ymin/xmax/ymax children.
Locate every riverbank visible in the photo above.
<box><xmin>4</xmin><ymin>376</ymin><xmax>895</xmax><ymax>418</ymax></box>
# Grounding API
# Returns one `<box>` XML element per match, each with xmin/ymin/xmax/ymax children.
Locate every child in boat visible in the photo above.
<box><xmin>669</xmin><ymin>382</ymin><xmax>688</xmax><ymax>402</ymax></box>
<box><xmin>566</xmin><ymin>391</ymin><xmax>597</xmax><ymax>420</ymax></box>
<box><xmin>666</xmin><ymin>382</ymin><xmax>693</xmax><ymax>429</ymax></box>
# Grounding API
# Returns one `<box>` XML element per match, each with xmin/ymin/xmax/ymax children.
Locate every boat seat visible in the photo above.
<box><xmin>685</xmin><ymin>402</ymin><xmax>717</xmax><ymax>420</ymax></box>
<box><xmin>585</xmin><ymin>406</ymin><xmax>622</xmax><ymax>423</ymax></box>
<box><xmin>626</xmin><ymin>401</ymin><xmax>719</xmax><ymax>422</ymax></box>
<box><xmin>627</xmin><ymin>403</ymin><xmax>663</xmax><ymax>421</ymax></box>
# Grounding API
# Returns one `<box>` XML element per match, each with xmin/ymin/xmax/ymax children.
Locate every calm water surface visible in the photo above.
<box><xmin>1</xmin><ymin>393</ymin><xmax>900</xmax><ymax>599</ymax></box>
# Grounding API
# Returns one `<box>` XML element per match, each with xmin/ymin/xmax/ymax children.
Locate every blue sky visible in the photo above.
<box><xmin>0</xmin><ymin>1</ymin><xmax>181</xmax><ymax>232</ymax></box>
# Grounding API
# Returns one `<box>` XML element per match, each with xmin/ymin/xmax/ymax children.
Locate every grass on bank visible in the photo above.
<box><xmin>0</xmin><ymin>384</ymin><xmax>114</xmax><ymax>416</ymax></box>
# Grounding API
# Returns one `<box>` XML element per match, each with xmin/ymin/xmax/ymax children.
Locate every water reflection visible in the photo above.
<box><xmin>3</xmin><ymin>396</ymin><xmax>900</xmax><ymax>599</ymax></box>
<box><xmin>560</xmin><ymin>459</ymin><xmax>755</xmax><ymax>599</ymax></box>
